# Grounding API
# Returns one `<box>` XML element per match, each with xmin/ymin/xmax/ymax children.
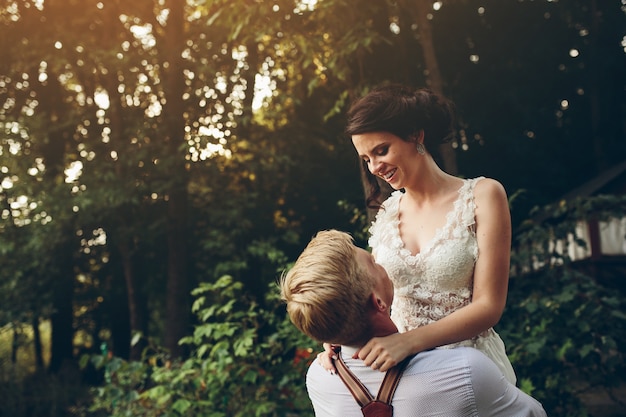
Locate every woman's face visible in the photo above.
<box><xmin>352</xmin><ymin>132</ymin><xmax>419</xmax><ymax>190</ymax></box>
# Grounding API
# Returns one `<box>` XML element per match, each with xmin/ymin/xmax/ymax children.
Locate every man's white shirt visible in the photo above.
<box><xmin>306</xmin><ymin>346</ymin><xmax>546</xmax><ymax>417</ymax></box>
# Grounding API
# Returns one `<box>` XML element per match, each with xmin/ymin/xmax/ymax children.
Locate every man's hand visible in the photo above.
<box><xmin>354</xmin><ymin>333</ymin><xmax>412</xmax><ymax>372</ymax></box>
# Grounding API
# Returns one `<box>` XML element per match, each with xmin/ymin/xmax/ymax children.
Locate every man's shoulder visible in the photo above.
<box><xmin>306</xmin><ymin>359</ymin><xmax>373</xmax><ymax>417</ymax></box>
<box><xmin>405</xmin><ymin>347</ymin><xmax>480</xmax><ymax>372</ymax></box>
<box><xmin>306</xmin><ymin>359</ymin><xmax>354</xmax><ymax>388</ymax></box>
<box><xmin>307</xmin><ymin>348</ymin><xmax>479</xmax><ymax>389</ymax></box>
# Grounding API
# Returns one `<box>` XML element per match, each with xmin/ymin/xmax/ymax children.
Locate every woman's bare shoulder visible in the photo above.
<box><xmin>474</xmin><ymin>177</ymin><xmax>507</xmax><ymax>200</ymax></box>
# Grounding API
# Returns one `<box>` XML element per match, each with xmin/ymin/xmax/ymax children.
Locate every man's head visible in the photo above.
<box><xmin>280</xmin><ymin>229</ymin><xmax>394</xmax><ymax>346</ymax></box>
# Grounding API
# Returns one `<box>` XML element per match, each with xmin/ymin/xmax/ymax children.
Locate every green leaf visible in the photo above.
<box><xmin>131</xmin><ymin>331</ymin><xmax>143</xmax><ymax>347</ymax></box>
<box><xmin>172</xmin><ymin>398</ymin><xmax>192</xmax><ymax>414</ymax></box>
<box><xmin>611</xmin><ymin>310</ymin><xmax>626</xmax><ymax>320</ymax></box>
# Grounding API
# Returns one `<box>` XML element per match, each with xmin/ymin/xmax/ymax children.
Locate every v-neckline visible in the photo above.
<box><xmin>394</xmin><ymin>180</ymin><xmax>468</xmax><ymax>259</ymax></box>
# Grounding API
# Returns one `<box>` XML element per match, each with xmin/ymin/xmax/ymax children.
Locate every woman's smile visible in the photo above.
<box><xmin>381</xmin><ymin>168</ymin><xmax>397</xmax><ymax>181</ymax></box>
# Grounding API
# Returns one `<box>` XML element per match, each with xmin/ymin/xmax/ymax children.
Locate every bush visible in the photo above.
<box><xmin>85</xmin><ymin>195</ymin><xmax>626</xmax><ymax>417</ymax></box>
<box><xmin>500</xmin><ymin>195</ymin><xmax>626</xmax><ymax>416</ymax></box>
<box><xmin>0</xmin><ymin>365</ymin><xmax>94</xmax><ymax>417</ymax></box>
<box><xmin>502</xmin><ymin>266</ymin><xmax>626</xmax><ymax>416</ymax></box>
<box><xmin>85</xmin><ymin>275</ymin><xmax>318</xmax><ymax>417</ymax></box>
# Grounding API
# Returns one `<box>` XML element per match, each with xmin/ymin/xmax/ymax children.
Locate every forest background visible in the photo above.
<box><xmin>0</xmin><ymin>0</ymin><xmax>625</xmax><ymax>416</ymax></box>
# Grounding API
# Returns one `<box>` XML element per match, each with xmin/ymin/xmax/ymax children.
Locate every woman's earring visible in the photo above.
<box><xmin>416</xmin><ymin>143</ymin><xmax>426</xmax><ymax>155</ymax></box>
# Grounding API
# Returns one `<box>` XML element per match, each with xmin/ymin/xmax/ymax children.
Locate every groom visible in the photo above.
<box><xmin>280</xmin><ymin>229</ymin><xmax>547</xmax><ymax>417</ymax></box>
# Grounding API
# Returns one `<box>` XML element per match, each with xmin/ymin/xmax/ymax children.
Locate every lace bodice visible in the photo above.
<box><xmin>368</xmin><ymin>177</ymin><xmax>483</xmax><ymax>335</ymax></box>
<box><xmin>369</xmin><ymin>176</ymin><xmax>517</xmax><ymax>384</ymax></box>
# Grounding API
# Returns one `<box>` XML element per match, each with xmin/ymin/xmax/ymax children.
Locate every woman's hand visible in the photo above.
<box><xmin>355</xmin><ymin>333</ymin><xmax>412</xmax><ymax>372</ymax></box>
<box><xmin>316</xmin><ymin>343</ymin><xmax>338</xmax><ymax>374</ymax></box>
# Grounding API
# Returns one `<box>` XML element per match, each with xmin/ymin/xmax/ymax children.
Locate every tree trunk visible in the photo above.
<box><xmin>162</xmin><ymin>0</ymin><xmax>190</xmax><ymax>357</ymax></box>
<box><xmin>32</xmin><ymin>317</ymin><xmax>44</xmax><ymax>371</ymax></box>
<box><xmin>588</xmin><ymin>0</ymin><xmax>607</xmax><ymax>172</ymax></box>
<box><xmin>41</xmin><ymin>76</ymin><xmax>76</xmax><ymax>374</ymax></box>
<box><xmin>106</xmin><ymin>85</ymin><xmax>146</xmax><ymax>360</ymax></box>
<box><xmin>118</xmin><ymin>240</ymin><xmax>145</xmax><ymax>360</ymax></box>
<box><xmin>48</xmin><ymin>264</ymin><xmax>75</xmax><ymax>373</ymax></box>
<box><xmin>11</xmin><ymin>324</ymin><xmax>18</xmax><ymax>364</ymax></box>
<box><xmin>410</xmin><ymin>0</ymin><xmax>458</xmax><ymax>175</ymax></box>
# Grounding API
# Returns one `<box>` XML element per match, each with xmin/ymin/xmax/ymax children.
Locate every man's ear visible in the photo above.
<box><xmin>369</xmin><ymin>292</ymin><xmax>388</xmax><ymax>313</ymax></box>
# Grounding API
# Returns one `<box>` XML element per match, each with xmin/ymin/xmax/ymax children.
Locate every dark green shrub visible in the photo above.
<box><xmin>0</xmin><ymin>366</ymin><xmax>94</xmax><ymax>417</ymax></box>
<box><xmin>501</xmin><ymin>195</ymin><xmax>626</xmax><ymax>417</ymax></box>
<box><xmin>85</xmin><ymin>275</ymin><xmax>317</xmax><ymax>417</ymax></box>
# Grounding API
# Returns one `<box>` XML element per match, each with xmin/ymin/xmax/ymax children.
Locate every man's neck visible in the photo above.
<box><xmin>340</xmin><ymin>328</ymin><xmax>398</xmax><ymax>358</ymax></box>
<box><xmin>341</xmin><ymin>316</ymin><xmax>398</xmax><ymax>352</ymax></box>
<box><xmin>369</xmin><ymin>311</ymin><xmax>398</xmax><ymax>339</ymax></box>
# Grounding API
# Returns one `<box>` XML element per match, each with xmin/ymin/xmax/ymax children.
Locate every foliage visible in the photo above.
<box><xmin>83</xmin><ymin>194</ymin><xmax>626</xmax><ymax>417</ymax></box>
<box><xmin>0</xmin><ymin>366</ymin><xmax>93</xmax><ymax>417</ymax></box>
<box><xmin>1</xmin><ymin>0</ymin><xmax>624</xmax><ymax>362</ymax></box>
<box><xmin>0</xmin><ymin>0</ymin><xmax>624</xmax><ymax>414</ymax></box>
<box><xmin>500</xmin><ymin>194</ymin><xmax>626</xmax><ymax>416</ymax></box>
<box><xmin>85</xmin><ymin>275</ymin><xmax>318</xmax><ymax>417</ymax></box>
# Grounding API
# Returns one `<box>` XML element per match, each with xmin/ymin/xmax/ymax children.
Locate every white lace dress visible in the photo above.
<box><xmin>369</xmin><ymin>177</ymin><xmax>517</xmax><ymax>384</ymax></box>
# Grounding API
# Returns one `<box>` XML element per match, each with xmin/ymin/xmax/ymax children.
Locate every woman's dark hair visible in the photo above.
<box><xmin>345</xmin><ymin>84</ymin><xmax>457</xmax><ymax>210</ymax></box>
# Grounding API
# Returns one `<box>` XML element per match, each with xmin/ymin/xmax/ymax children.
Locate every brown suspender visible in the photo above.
<box><xmin>333</xmin><ymin>352</ymin><xmax>413</xmax><ymax>417</ymax></box>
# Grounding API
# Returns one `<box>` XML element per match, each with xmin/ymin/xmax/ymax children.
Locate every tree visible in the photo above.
<box><xmin>1</xmin><ymin>0</ymin><xmax>624</xmax><ymax>397</ymax></box>
<box><xmin>432</xmin><ymin>0</ymin><xmax>625</xmax><ymax>221</ymax></box>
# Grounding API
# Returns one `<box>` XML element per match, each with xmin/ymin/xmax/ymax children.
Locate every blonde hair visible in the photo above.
<box><xmin>280</xmin><ymin>230</ymin><xmax>375</xmax><ymax>346</ymax></box>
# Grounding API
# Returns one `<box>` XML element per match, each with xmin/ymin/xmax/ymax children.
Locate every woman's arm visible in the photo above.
<box><xmin>357</xmin><ymin>178</ymin><xmax>512</xmax><ymax>372</ymax></box>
